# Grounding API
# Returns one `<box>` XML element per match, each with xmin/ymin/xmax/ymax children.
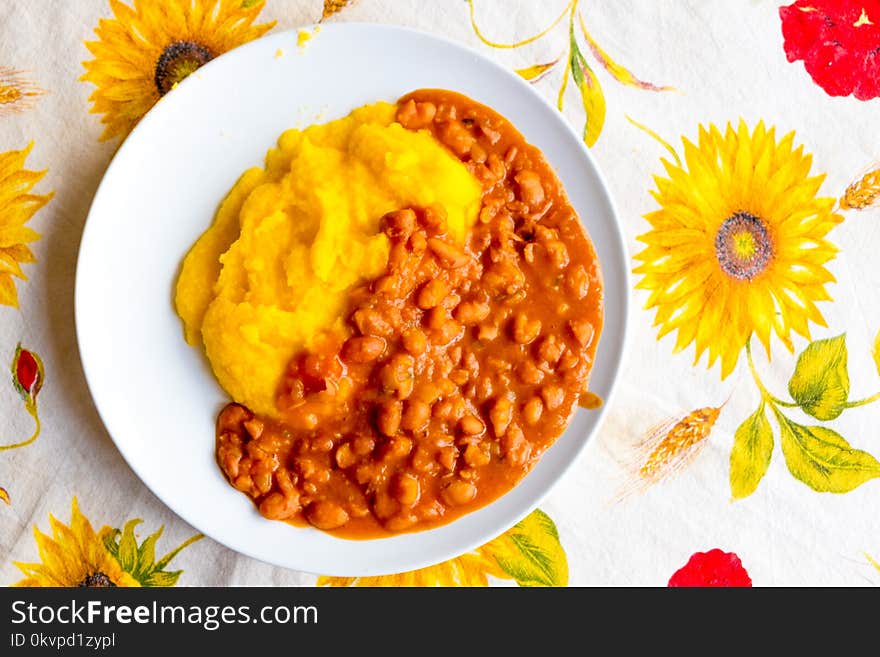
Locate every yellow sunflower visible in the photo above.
<box><xmin>0</xmin><ymin>144</ymin><xmax>52</xmax><ymax>309</ymax></box>
<box><xmin>81</xmin><ymin>0</ymin><xmax>275</xmax><ymax>141</ymax></box>
<box><xmin>13</xmin><ymin>498</ymin><xmax>139</xmax><ymax>587</ymax></box>
<box><xmin>634</xmin><ymin>120</ymin><xmax>842</xmax><ymax>378</ymax></box>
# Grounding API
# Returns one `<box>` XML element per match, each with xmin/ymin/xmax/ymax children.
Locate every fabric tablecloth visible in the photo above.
<box><xmin>2</xmin><ymin>0</ymin><xmax>879</xmax><ymax>587</ymax></box>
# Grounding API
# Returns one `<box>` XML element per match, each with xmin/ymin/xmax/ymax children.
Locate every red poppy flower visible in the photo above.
<box><xmin>668</xmin><ymin>549</ymin><xmax>753</xmax><ymax>587</ymax></box>
<box><xmin>780</xmin><ymin>1</ymin><xmax>880</xmax><ymax>100</ymax></box>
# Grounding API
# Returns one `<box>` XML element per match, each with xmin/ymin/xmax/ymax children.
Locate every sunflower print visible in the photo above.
<box><xmin>12</xmin><ymin>498</ymin><xmax>203</xmax><ymax>587</ymax></box>
<box><xmin>0</xmin><ymin>143</ymin><xmax>52</xmax><ymax>309</ymax></box>
<box><xmin>13</xmin><ymin>499</ymin><xmax>139</xmax><ymax>587</ymax></box>
<box><xmin>81</xmin><ymin>0</ymin><xmax>275</xmax><ymax>141</ymax></box>
<box><xmin>634</xmin><ymin>121</ymin><xmax>842</xmax><ymax>378</ymax></box>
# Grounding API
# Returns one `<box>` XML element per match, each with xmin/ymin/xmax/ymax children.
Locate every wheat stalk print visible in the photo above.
<box><xmin>840</xmin><ymin>165</ymin><xmax>880</xmax><ymax>210</ymax></box>
<box><xmin>467</xmin><ymin>0</ymin><xmax>675</xmax><ymax>146</ymax></box>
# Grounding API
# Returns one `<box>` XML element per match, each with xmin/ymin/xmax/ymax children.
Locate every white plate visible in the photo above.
<box><xmin>75</xmin><ymin>23</ymin><xmax>629</xmax><ymax>577</ymax></box>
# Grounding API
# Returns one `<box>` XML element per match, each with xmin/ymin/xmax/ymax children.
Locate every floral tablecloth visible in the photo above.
<box><xmin>2</xmin><ymin>0</ymin><xmax>879</xmax><ymax>587</ymax></box>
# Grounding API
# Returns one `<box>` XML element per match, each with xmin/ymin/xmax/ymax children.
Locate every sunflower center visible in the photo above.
<box><xmin>715</xmin><ymin>211</ymin><xmax>772</xmax><ymax>280</ymax></box>
<box><xmin>77</xmin><ymin>572</ymin><xmax>117</xmax><ymax>587</ymax></box>
<box><xmin>155</xmin><ymin>41</ymin><xmax>213</xmax><ymax>96</ymax></box>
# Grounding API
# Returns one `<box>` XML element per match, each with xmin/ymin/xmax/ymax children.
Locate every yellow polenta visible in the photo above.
<box><xmin>175</xmin><ymin>102</ymin><xmax>482</xmax><ymax>418</ymax></box>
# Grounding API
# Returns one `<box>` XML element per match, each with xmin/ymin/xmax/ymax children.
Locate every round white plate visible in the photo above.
<box><xmin>75</xmin><ymin>23</ymin><xmax>629</xmax><ymax>577</ymax></box>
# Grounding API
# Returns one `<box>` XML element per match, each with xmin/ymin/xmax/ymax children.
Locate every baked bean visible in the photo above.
<box><xmin>449</xmin><ymin>368</ymin><xmax>469</xmax><ymax>386</ymax></box>
<box><xmin>355</xmin><ymin>463</ymin><xmax>376</xmax><ymax>485</ymax></box>
<box><xmin>535</xmin><ymin>225</ymin><xmax>558</xmax><ymax>243</ymax></box>
<box><xmin>377</xmin><ymin>399</ymin><xmax>402</xmax><ymax>436</ymax></box>
<box><xmin>342</xmin><ymin>335</ymin><xmax>386</xmax><ymax>363</ymax></box>
<box><xmin>420</xmin><ymin>205</ymin><xmax>448</xmax><ymax>233</ymax></box>
<box><xmin>486</xmin><ymin>153</ymin><xmax>506</xmax><ymax>182</ymax></box>
<box><xmin>335</xmin><ymin>443</ymin><xmax>356</xmax><ymax>469</ymax></box>
<box><xmin>568</xmin><ymin>318</ymin><xmax>595</xmax><ymax>347</ymax></box>
<box><xmin>245</xmin><ymin>440</ymin><xmax>270</xmax><ymax>461</ymax></box>
<box><xmin>434</xmin><ymin>319</ymin><xmax>462</xmax><ymax>345</ymax></box>
<box><xmin>541</xmin><ymin>385</ymin><xmax>565</xmax><ymax>411</ymax></box>
<box><xmin>306</xmin><ymin>500</ymin><xmax>350</xmax><ymax>530</ymax></box>
<box><xmin>484</xmin><ymin>262</ymin><xmax>524</xmax><ymax>295</ymax></box>
<box><xmin>258</xmin><ymin>491</ymin><xmax>300</xmax><ymax>520</ymax></box>
<box><xmin>426</xmin><ymin>306</ymin><xmax>447</xmax><ymax>330</ymax></box>
<box><xmin>437</xmin><ymin>446</ymin><xmax>458</xmax><ymax>470</ymax></box>
<box><xmin>470</xmin><ymin>142</ymin><xmax>488</xmax><ymax>163</ymax></box>
<box><xmin>384</xmin><ymin>436</ymin><xmax>413</xmax><ymax>460</ymax></box>
<box><xmin>382</xmin><ymin>208</ymin><xmax>417</xmax><ymax>238</ymax></box>
<box><xmin>432</xmin><ymin>399</ymin><xmax>454</xmax><ymax>420</ymax></box>
<box><xmin>427</xmin><ymin>237</ymin><xmax>470</xmax><ymax>268</ymax></box>
<box><xmin>473</xmin><ymin>375</ymin><xmax>495</xmax><ymax>402</ymax></box>
<box><xmin>233</xmin><ymin>473</ymin><xmax>254</xmax><ymax>494</ymax></box>
<box><xmin>353</xmin><ymin>308</ymin><xmax>393</xmax><ymax>338</ymax></box>
<box><xmin>490</xmin><ymin>397</ymin><xmax>514</xmax><ymax>437</ymax></box>
<box><xmin>442</xmin><ymin>292</ymin><xmax>462</xmax><ymax>311</ymax></box>
<box><xmin>515</xmin><ymin>170</ymin><xmax>545</xmax><ymax>207</ymax></box>
<box><xmin>348</xmin><ymin>498</ymin><xmax>371</xmax><ymax>518</ymax></box>
<box><xmin>439</xmin><ymin>120</ymin><xmax>476</xmax><ymax>157</ymax></box>
<box><xmin>463</xmin><ymin>351</ymin><xmax>479</xmax><ymax>375</ymax></box>
<box><xmin>459</xmin><ymin>413</ymin><xmax>486</xmax><ymax>436</ymax></box>
<box><xmin>393</xmin><ymin>473</ymin><xmax>421</xmax><ymax>506</ymax></box>
<box><xmin>242</xmin><ymin>418</ymin><xmax>264</xmax><ymax>440</ymax></box>
<box><xmin>412</xmin><ymin>380</ymin><xmax>442</xmax><ymax>405</ymax></box>
<box><xmin>501</xmin><ymin>423</ymin><xmax>531</xmax><ymax>466</ymax></box>
<box><xmin>463</xmin><ymin>443</ymin><xmax>491</xmax><ymax>468</ymax></box>
<box><xmin>396</xmin><ymin>98</ymin><xmax>436</xmax><ymax>129</ymax></box>
<box><xmin>435</xmin><ymin>102</ymin><xmax>457</xmax><ymax>122</ymax></box>
<box><xmin>522</xmin><ymin>397</ymin><xmax>544</xmax><ymax>425</ymax></box>
<box><xmin>566</xmin><ymin>264</ymin><xmax>590</xmax><ymax>299</ymax></box>
<box><xmin>417</xmin><ymin>278</ymin><xmax>449</xmax><ymax>309</ymax></box>
<box><xmin>504</xmin><ymin>145</ymin><xmax>519</xmax><ymax>166</ymax></box>
<box><xmin>477</xmin><ymin>323</ymin><xmax>499</xmax><ymax>341</ymax></box>
<box><xmin>402</xmin><ymin>399</ymin><xmax>431</xmax><ymax>433</ymax></box>
<box><xmin>479</xmin><ymin>119</ymin><xmax>502</xmax><ymax>144</ymax></box>
<box><xmin>517</xmin><ymin>360</ymin><xmax>545</xmax><ymax>385</ymax></box>
<box><xmin>218</xmin><ymin>441</ymin><xmax>243</xmax><ymax>479</ymax></box>
<box><xmin>545</xmin><ymin>240</ymin><xmax>570</xmax><ymax>269</ymax></box>
<box><xmin>437</xmin><ymin>378</ymin><xmax>457</xmax><ymax>397</ymax></box>
<box><xmin>372</xmin><ymin>492</ymin><xmax>400</xmax><ymax>520</ymax></box>
<box><xmin>380</xmin><ymin>353</ymin><xmax>415</xmax><ymax>399</ymax></box>
<box><xmin>511</xmin><ymin>313</ymin><xmax>542</xmax><ymax>344</ymax></box>
<box><xmin>538</xmin><ymin>335</ymin><xmax>565</xmax><ymax>365</ymax></box>
<box><xmin>251</xmin><ymin>461</ymin><xmax>274</xmax><ymax>495</ymax></box>
<box><xmin>217</xmin><ymin>403</ymin><xmax>251</xmax><ymax>434</ymax></box>
<box><xmin>351</xmin><ymin>435</ymin><xmax>376</xmax><ymax>456</ymax></box>
<box><xmin>412</xmin><ymin>447</ymin><xmax>436</xmax><ymax>473</ymax></box>
<box><xmin>402</xmin><ymin>328</ymin><xmax>427</xmax><ymax>355</ymax></box>
<box><xmin>311</xmin><ymin>434</ymin><xmax>335</xmax><ymax>452</ymax></box>
<box><xmin>455</xmin><ymin>299</ymin><xmax>490</xmax><ymax>324</ymax></box>
<box><xmin>384</xmin><ymin>513</ymin><xmax>418</xmax><ymax>532</ymax></box>
<box><xmin>557</xmin><ymin>350</ymin><xmax>579</xmax><ymax>372</ymax></box>
<box><xmin>442</xmin><ymin>479</ymin><xmax>477</xmax><ymax>506</ymax></box>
